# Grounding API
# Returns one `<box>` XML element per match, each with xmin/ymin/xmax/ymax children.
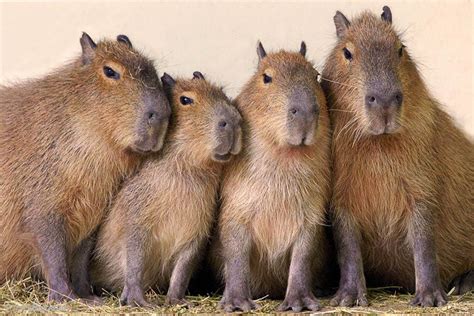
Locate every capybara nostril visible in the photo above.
<box><xmin>394</xmin><ymin>92</ymin><xmax>403</xmax><ymax>106</ymax></box>
<box><xmin>290</xmin><ymin>108</ymin><xmax>298</xmax><ymax>115</ymax></box>
<box><xmin>147</xmin><ymin>111</ymin><xmax>159</xmax><ymax>125</ymax></box>
<box><xmin>218</xmin><ymin>120</ymin><xmax>228</xmax><ymax>128</ymax></box>
<box><xmin>365</xmin><ymin>95</ymin><xmax>377</xmax><ymax>107</ymax></box>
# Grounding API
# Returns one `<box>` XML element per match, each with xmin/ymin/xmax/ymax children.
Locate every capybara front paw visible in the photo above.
<box><xmin>330</xmin><ymin>288</ymin><xmax>368</xmax><ymax>307</ymax></box>
<box><xmin>120</xmin><ymin>285</ymin><xmax>153</xmax><ymax>307</ymax></box>
<box><xmin>165</xmin><ymin>296</ymin><xmax>195</xmax><ymax>308</ymax></box>
<box><xmin>47</xmin><ymin>288</ymin><xmax>78</xmax><ymax>302</ymax></box>
<box><xmin>278</xmin><ymin>293</ymin><xmax>321</xmax><ymax>312</ymax></box>
<box><xmin>410</xmin><ymin>287</ymin><xmax>448</xmax><ymax>307</ymax></box>
<box><xmin>219</xmin><ymin>295</ymin><xmax>259</xmax><ymax>312</ymax></box>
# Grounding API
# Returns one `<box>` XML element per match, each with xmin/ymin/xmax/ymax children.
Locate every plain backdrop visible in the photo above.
<box><xmin>0</xmin><ymin>0</ymin><xmax>472</xmax><ymax>137</ymax></box>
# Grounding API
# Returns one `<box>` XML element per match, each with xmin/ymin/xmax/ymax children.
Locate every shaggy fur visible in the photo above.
<box><xmin>322</xmin><ymin>8</ymin><xmax>474</xmax><ymax>307</ymax></box>
<box><xmin>0</xmin><ymin>33</ymin><xmax>170</xmax><ymax>301</ymax></box>
<box><xmin>90</xmin><ymin>74</ymin><xmax>242</xmax><ymax>307</ymax></box>
<box><xmin>212</xmin><ymin>44</ymin><xmax>331</xmax><ymax>312</ymax></box>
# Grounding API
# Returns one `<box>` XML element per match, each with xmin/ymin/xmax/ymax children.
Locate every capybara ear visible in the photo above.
<box><xmin>257</xmin><ymin>41</ymin><xmax>267</xmax><ymax>62</ymax></box>
<box><xmin>381</xmin><ymin>6</ymin><xmax>392</xmax><ymax>23</ymax></box>
<box><xmin>193</xmin><ymin>71</ymin><xmax>205</xmax><ymax>80</ymax></box>
<box><xmin>334</xmin><ymin>11</ymin><xmax>351</xmax><ymax>39</ymax></box>
<box><xmin>117</xmin><ymin>34</ymin><xmax>133</xmax><ymax>48</ymax></box>
<box><xmin>299</xmin><ymin>41</ymin><xmax>307</xmax><ymax>57</ymax></box>
<box><xmin>80</xmin><ymin>32</ymin><xmax>97</xmax><ymax>65</ymax></box>
<box><xmin>161</xmin><ymin>72</ymin><xmax>176</xmax><ymax>91</ymax></box>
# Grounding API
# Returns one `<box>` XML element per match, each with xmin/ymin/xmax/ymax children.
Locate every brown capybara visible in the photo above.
<box><xmin>0</xmin><ymin>33</ymin><xmax>171</xmax><ymax>302</ymax></box>
<box><xmin>322</xmin><ymin>6</ymin><xmax>474</xmax><ymax>307</ymax></box>
<box><xmin>90</xmin><ymin>72</ymin><xmax>242</xmax><ymax>307</ymax></box>
<box><xmin>212</xmin><ymin>42</ymin><xmax>331</xmax><ymax>312</ymax></box>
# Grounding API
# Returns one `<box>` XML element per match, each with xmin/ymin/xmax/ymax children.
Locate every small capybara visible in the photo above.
<box><xmin>212</xmin><ymin>42</ymin><xmax>331</xmax><ymax>312</ymax></box>
<box><xmin>90</xmin><ymin>72</ymin><xmax>242</xmax><ymax>307</ymax></box>
<box><xmin>0</xmin><ymin>33</ymin><xmax>171</xmax><ymax>302</ymax></box>
<box><xmin>322</xmin><ymin>6</ymin><xmax>474</xmax><ymax>307</ymax></box>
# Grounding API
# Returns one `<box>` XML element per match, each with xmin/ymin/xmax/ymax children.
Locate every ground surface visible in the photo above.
<box><xmin>1</xmin><ymin>279</ymin><xmax>473</xmax><ymax>314</ymax></box>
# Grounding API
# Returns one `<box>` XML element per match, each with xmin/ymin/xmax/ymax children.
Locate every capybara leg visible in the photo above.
<box><xmin>70</xmin><ymin>232</ymin><xmax>102</xmax><ymax>304</ymax></box>
<box><xmin>449</xmin><ymin>270</ymin><xmax>474</xmax><ymax>295</ymax></box>
<box><xmin>278</xmin><ymin>230</ymin><xmax>321</xmax><ymax>312</ymax></box>
<box><xmin>165</xmin><ymin>240</ymin><xmax>202</xmax><ymax>307</ymax></box>
<box><xmin>219</xmin><ymin>225</ymin><xmax>258</xmax><ymax>312</ymax></box>
<box><xmin>330</xmin><ymin>211</ymin><xmax>368</xmax><ymax>307</ymax></box>
<box><xmin>29</xmin><ymin>213</ymin><xmax>78</xmax><ymax>302</ymax></box>
<box><xmin>120</xmin><ymin>229</ymin><xmax>153</xmax><ymax>308</ymax></box>
<box><xmin>408</xmin><ymin>204</ymin><xmax>447</xmax><ymax>307</ymax></box>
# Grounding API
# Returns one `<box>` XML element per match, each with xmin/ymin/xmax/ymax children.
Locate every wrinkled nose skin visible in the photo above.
<box><xmin>365</xmin><ymin>90</ymin><xmax>403</xmax><ymax>110</ymax></box>
<box><xmin>365</xmin><ymin>86</ymin><xmax>403</xmax><ymax>135</ymax></box>
<box><xmin>213</xmin><ymin>103</ymin><xmax>242</xmax><ymax>161</ymax></box>
<box><xmin>287</xmin><ymin>87</ymin><xmax>319</xmax><ymax>146</ymax></box>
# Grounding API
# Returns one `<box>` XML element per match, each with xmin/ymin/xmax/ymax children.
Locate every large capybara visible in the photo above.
<box><xmin>90</xmin><ymin>72</ymin><xmax>242</xmax><ymax>307</ymax></box>
<box><xmin>0</xmin><ymin>33</ymin><xmax>171</xmax><ymax>302</ymax></box>
<box><xmin>212</xmin><ymin>42</ymin><xmax>331</xmax><ymax>312</ymax></box>
<box><xmin>322</xmin><ymin>6</ymin><xmax>474</xmax><ymax>307</ymax></box>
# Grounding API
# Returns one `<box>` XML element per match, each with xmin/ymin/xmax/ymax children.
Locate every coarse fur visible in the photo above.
<box><xmin>322</xmin><ymin>7</ymin><xmax>474</xmax><ymax>307</ymax></box>
<box><xmin>212</xmin><ymin>43</ymin><xmax>331</xmax><ymax>312</ymax></box>
<box><xmin>90</xmin><ymin>73</ymin><xmax>242</xmax><ymax>307</ymax></box>
<box><xmin>0</xmin><ymin>33</ymin><xmax>170</xmax><ymax>301</ymax></box>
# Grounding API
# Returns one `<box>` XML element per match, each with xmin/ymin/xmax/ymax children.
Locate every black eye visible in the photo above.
<box><xmin>263</xmin><ymin>74</ymin><xmax>272</xmax><ymax>84</ymax></box>
<box><xmin>180</xmin><ymin>96</ymin><xmax>193</xmax><ymax>105</ymax></box>
<box><xmin>398</xmin><ymin>45</ymin><xmax>405</xmax><ymax>57</ymax></box>
<box><xmin>103</xmin><ymin>66</ymin><xmax>120</xmax><ymax>80</ymax></box>
<box><xmin>343</xmin><ymin>48</ymin><xmax>353</xmax><ymax>61</ymax></box>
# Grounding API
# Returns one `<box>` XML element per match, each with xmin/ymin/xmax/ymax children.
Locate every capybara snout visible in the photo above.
<box><xmin>213</xmin><ymin>102</ymin><xmax>242</xmax><ymax>161</ymax></box>
<box><xmin>287</xmin><ymin>86</ymin><xmax>319</xmax><ymax>146</ymax></box>
<box><xmin>132</xmin><ymin>90</ymin><xmax>171</xmax><ymax>153</ymax></box>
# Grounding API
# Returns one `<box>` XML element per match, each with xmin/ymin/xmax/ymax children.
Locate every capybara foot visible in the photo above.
<box><xmin>410</xmin><ymin>287</ymin><xmax>447</xmax><ymax>307</ymax></box>
<box><xmin>219</xmin><ymin>294</ymin><xmax>259</xmax><ymax>312</ymax></box>
<box><xmin>47</xmin><ymin>289</ymin><xmax>78</xmax><ymax>302</ymax></box>
<box><xmin>278</xmin><ymin>293</ymin><xmax>321</xmax><ymax>312</ymax></box>
<box><xmin>120</xmin><ymin>285</ymin><xmax>153</xmax><ymax>307</ymax></box>
<box><xmin>80</xmin><ymin>295</ymin><xmax>103</xmax><ymax>306</ymax></box>
<box><xmin>165</xmin><ymin>296</ymin><xmax>195</xmax><ymax>308</ymax></box>
<box><xmin>330</xmin><ymin>287</ymin><xmax>368</xmax><ymax>307</ymax></box>
<box><xmin>450</xmin><ymin>270</ymin><xmax>474</xmax><ymax>295</ymax></box>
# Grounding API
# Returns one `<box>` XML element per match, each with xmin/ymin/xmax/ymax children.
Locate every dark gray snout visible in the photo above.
<box><xmin>365</xmin><ymin>84</ymin><xmax>403</xmax><ymax>135</ymax></box>
<box><xmin>133</xmin><ymin>90</ymin><xmax>171</xmax><ymax>153</ymax></box>
<box><xmin>213</xmin><ymin>102</ymin><xmax>242</xmax><ymax>162</ymax></box>
<box><xmin>287</xmin><ymin>87</ymin><xmax>319</xmax><ymax>146</ymax></box>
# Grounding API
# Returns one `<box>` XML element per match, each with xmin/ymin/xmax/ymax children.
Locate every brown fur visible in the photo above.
<box><xmin>322</xmin><ymin>8</ymin><xmax>474</xmax><ymax>306</ymax></box>
<box><xmin>0</xmin><ymin>33</ymin><xmax>170</xmax><ymax>301</ymax></box>
<box><xmin>90</xmin><ymin>74</ymin><xmax>242</xmax><ymax>306</ymax></box>
<box><xmin>212</xmin><ymin>43</ymin><xmax>331</xmax><ymax>312</ymax></box>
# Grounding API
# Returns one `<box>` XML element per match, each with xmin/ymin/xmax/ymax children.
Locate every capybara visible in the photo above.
<box><xmin>90</xmin><ymin>72</ymin><xmax>242</xmax><ymax>307</ymax></box>
<box><xmin>212</xmin><ymin>42</ymin><xmax>331</xmax><ymax>312</ymax></box>
<box><xmin>0</xmin><ymin>33</ymin><xmax>171</xmax><ymax>302</ymax></box>
<box><xmin>322</xmin><ymin>6</ymin><xmax>474</xmax><ymax>307</ymax></box>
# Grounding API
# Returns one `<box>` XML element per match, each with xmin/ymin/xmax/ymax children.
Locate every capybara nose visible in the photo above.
<box><xmin>218</xmin><ymin>120</ymin><xmax>228</xmax><ymax>129</ymax></box>
<box><xmin>146</xmin><ymin>111</ymin><xmax>163</xmax><ymax>127</ymax></box>
<box><xmin>365</xmin><ymin>91</ymin><xmax>403</xmax><ymax>109</ymax></box>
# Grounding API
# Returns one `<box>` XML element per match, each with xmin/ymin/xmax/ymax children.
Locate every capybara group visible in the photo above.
<box><xmin>322</xmin><ymin>6</ymin><xmax>474</xmax><ymax>307</ymax></box>
<box><xmin>0</xmin><ymin>33</ymin><xmax>171</xmax><ymax>301</ymax></box>
<box><xmin>212</xmin><ymin>42</ymin><xmax>331</xmax><ymax>312</ymax></box>
<box><xmin>90</xmin><ymin>72</ymin><xmax>242</xmax><ymax>306</ymax></box>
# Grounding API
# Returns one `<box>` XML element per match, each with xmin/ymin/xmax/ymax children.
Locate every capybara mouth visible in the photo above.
<box><xmin>213</xmin><ymin>152</ymin><xmax>232</xmax><ymax>162</ymax></box>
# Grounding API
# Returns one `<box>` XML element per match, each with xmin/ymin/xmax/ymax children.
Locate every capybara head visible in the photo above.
<box><xmin>240</xmin><ymin>41</ymin><xmax>323</xmax><ymax>148</ymax></box>
<box><xmin>324</xmin><ymin>6</ymin><xmax>413</xmax><ymax>136</ymax></box>
<box><xmin>78</xmin><ymin>32</ymin><xmax>171</xmax><ymax>153</ymax></box>
<box><xmin>161</xmin><ymin>72</ymin><xmax>242</xmax><ymax>163</ymax></box>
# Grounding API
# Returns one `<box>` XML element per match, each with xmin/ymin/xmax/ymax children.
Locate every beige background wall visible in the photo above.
<box><xmin>1</xmin><ymin>0</ymin><xmax>472</xmax><ymax>137</ymax></box>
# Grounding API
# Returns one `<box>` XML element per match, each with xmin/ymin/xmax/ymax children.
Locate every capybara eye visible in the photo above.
<box><xmin>263</xmin><ymin>74</ymin><xmax>272</xmax><ymax>84</ymax></box>
<box><xmin>398</xmin><ymin>45</ymin><xmax>405</xmax><ymax>57</ymax></box>
<box><xmin>180</xmin><ymin>96</ymin><xmax>193</xmax><ymax>105</ymax></box>
<box><xmin>343</xmin><ymin>48</ymin><xmax>353</xmax><ymax>61</ymax></box>
<box><xmin>103</xmin><ymin>66</ymin><xmax>120</xmax><ymax>80</ymax></box>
